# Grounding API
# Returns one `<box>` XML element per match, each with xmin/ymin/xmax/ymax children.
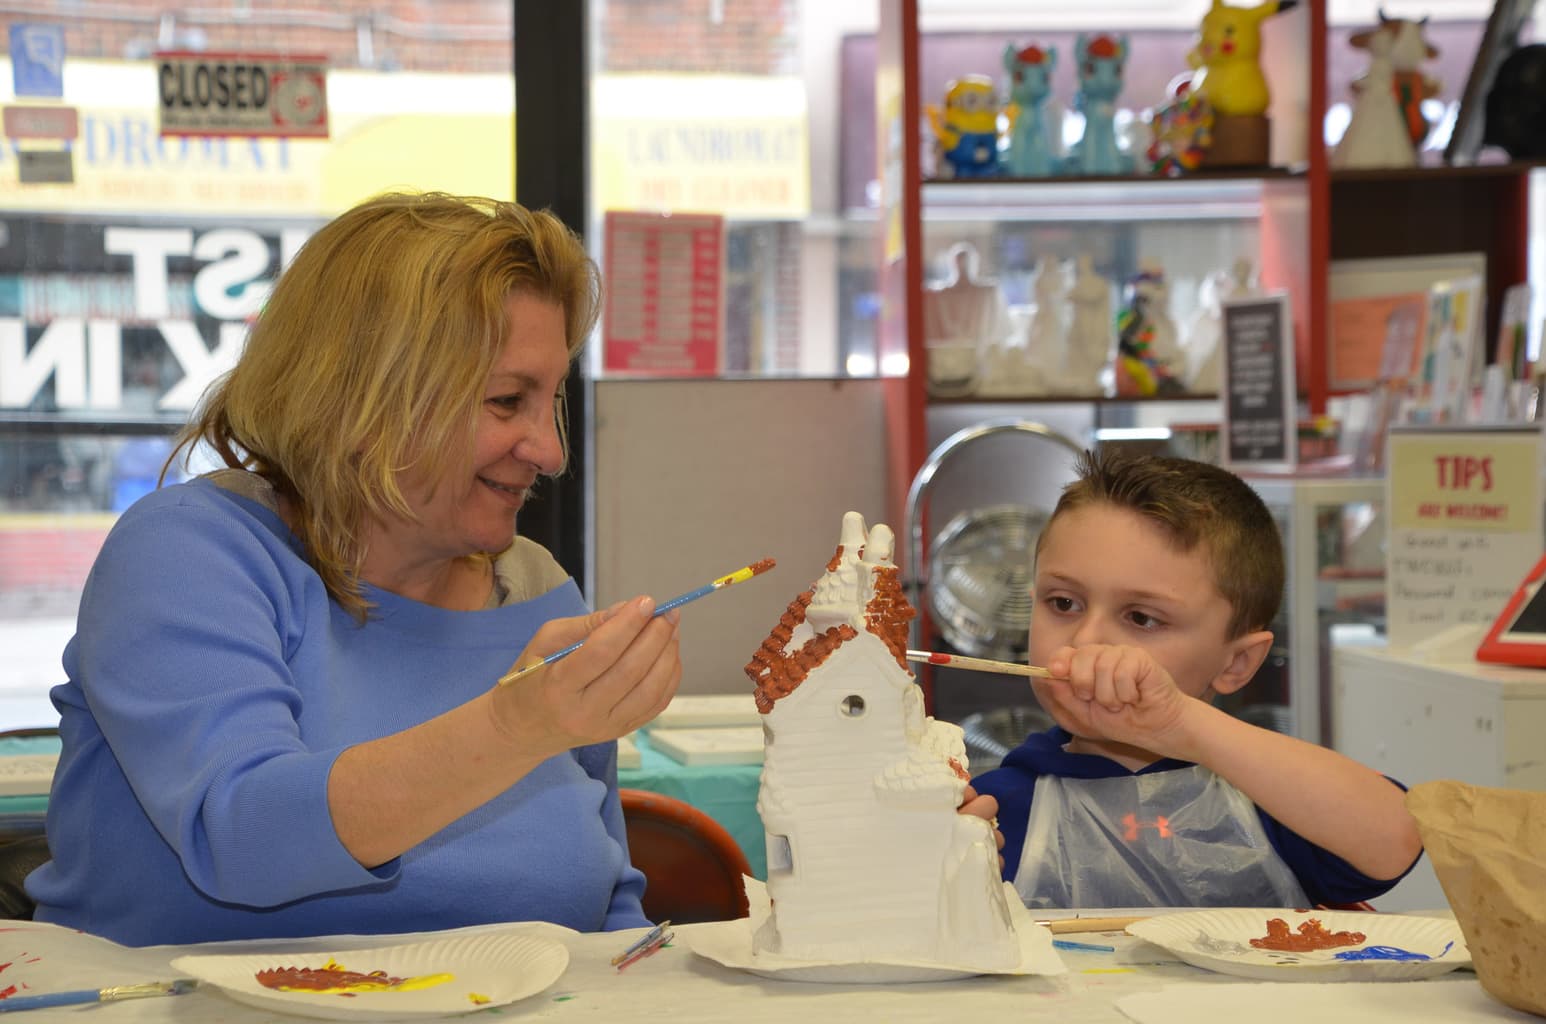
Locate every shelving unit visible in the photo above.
<box><xmin>872</xmin><ymin>0</ymin><xmax>1532</xmax><ymax>736</ymax></box>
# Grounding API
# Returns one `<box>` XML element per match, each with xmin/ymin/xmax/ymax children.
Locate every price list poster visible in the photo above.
<box><xmin>602</xmin><ymin>211</ymin><xmax>725</xmax><ymax>375</ymax></box>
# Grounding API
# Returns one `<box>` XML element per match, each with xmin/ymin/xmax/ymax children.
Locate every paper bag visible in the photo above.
<box><xmin>1407</xmin><ymin>780</ymin><xmax>1546</xmax><ymax>1018</ymax></box>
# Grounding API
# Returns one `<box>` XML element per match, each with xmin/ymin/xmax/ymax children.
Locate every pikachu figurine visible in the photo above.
<box><xmin>1186</xmin><ymin>0</ymin><xmax>1298</xmax><ymax>165</ymax></box>
<box><xmin>1188</xmin><ymin>0</ymin><xmax>1297</xmax><ymax>117</ymax></box>
<box><xmin>927</xmin><ymin>74</ymin><xmax>1002</xmax><ymax>179</ymax></box>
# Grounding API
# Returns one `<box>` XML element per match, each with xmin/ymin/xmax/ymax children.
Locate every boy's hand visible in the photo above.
<box><xmin>1042</xmin><ymin>644</ymin><xmax>1193</xmax><ymax>753</ymax></box>
<box><xmin>957</xmin><ymin>784</ymin><xmax>1006</xmax><ymax>870</ymax></box>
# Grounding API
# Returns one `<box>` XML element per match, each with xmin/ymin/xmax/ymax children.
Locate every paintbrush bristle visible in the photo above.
<box><xmin>748</xmin><ymin>557</ymin><xmax>776</xmax><ymax>577</ymax></box>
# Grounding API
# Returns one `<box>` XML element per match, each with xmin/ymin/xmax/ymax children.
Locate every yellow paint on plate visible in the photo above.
<box><xmin>273</xmin><ymin>958</ymin><xmax>455</xmax><ymax>994</ymax></box>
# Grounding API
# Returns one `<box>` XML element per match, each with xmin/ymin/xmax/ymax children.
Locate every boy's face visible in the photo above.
<box><xmin>1028</xmin><ymin>502</ymin><xmax>1240</xmax><ymax>717</ymax></box>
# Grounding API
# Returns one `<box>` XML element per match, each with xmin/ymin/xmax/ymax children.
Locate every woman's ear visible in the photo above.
<box><xmin>1213</xmin><ymin>629</ymin><xmax>1273</xmax><ymax>695</ymax></box>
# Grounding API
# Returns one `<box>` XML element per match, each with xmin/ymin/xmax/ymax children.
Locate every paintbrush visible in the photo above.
<box><xmin>498</xmin><ymin>559</ymin><xmax>777</xmax><ymax>686</ymax></box>
<box><xmin>611</xmin><ymin>920</ymin><xmax>671</xmax><ymax>965</ymax></box>
<box><xmin>905</xmin><ymin>650</ymin><xmax>1057</xmax><ymax>679</ymax></box>
<box><xmin>0</xmin><ymin>979</ymin><xmax>197</xmax><ymax>1013</ymax></box>
<box><xmin>1041</xmin><ymin>915</ymin><xmax>1149</xmax><ymax>934</ymax></box>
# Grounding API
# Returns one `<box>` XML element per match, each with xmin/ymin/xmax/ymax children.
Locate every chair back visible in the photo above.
<box><xmin>620</xmin><ymin>789</ymin><xmax>752</xmax><ymax>924</ymax></box>
<box><xmin>0</xmin><ymin>835</ymin><xmax>50</xmax><ymax>920</ymax></box>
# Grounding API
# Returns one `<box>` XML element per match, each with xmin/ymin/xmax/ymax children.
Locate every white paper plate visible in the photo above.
<box><xmin>684</xmin><ymin>880</ymin><xmax>1066</xmax><ymax>984</ymax></box>
<box><xmin>170</xmin><ymin>930</ymin><xmax>569</xmax><ymax>1019</ymax></box>
<box><xmin>1127</xmin><ymin>908</ymin><xmax>1470</xmax><ymax>982</ymax></box>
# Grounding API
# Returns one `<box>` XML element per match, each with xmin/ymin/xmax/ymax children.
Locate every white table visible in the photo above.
<box><xmin>0</xmin><ymin>915</ymin><xmax>1531</xmax><ymax>1023</ymax></box>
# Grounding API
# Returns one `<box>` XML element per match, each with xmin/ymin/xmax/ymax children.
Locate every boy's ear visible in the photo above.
<box><xmin>1213</xmin><ymin>629</ymin><xmax>1274</xmax><ymax>695</ymax></box>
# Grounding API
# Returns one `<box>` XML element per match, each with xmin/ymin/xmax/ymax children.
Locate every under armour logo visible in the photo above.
<box><xmin>1121</xmin><ymin>813</ymin><xmax>1172</xmax><ymax>840</ymax></box>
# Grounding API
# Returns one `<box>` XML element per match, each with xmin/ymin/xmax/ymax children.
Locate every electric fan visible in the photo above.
<box><xmin>904</xmin><ymin>418</ymin><xmax>1082</xmax><ymax>656</ymax></box>
<box><xmin>925</xmin><ymin>503</ymin><xmax>1048</xmax><ymax>661</ymax></box>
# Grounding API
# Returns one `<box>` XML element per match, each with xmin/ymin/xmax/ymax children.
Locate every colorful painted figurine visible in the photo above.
<box><xmin>1350</xmin><ymin>13</ymin><xmax>1440</xmax><ymax>148</ymax></box>
<box><xmin>1063</xmin><ymin>34</ymin><xmax>1136</xmax><ymax>176</ymax></box>
<box><xmin>1147</xmin><ymin>75</ymin><xmax>1215</xmax><ymax>176</ymax></box>
<box><xmin>1115</xmin><ymin>266</ymin><xmax>1186</xmax><ymax>397</ymax></box>
<box><xmin>1187</xmin><ymin>0</ymin><xmax>1298</xmax><ymax>118</ymax></box>
<box><xmin>1002</xmin><ymin>42</ymin><xmax>1059</xmax><ymax>177</ymax></box>
<box><xmin>1333</xmin><ymin>25</ymin><xmax>1417</xmax><ymax>169</ymax></box>
<box><xmin>927</xmin><ymin>74</ymin><xmax>1002</xmax><ymax>179</ymax></box>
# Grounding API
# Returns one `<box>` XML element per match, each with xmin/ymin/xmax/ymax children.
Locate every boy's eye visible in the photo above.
<box><xmin>1046</xmin><ymin>595</ymin><xmax>1078</xmax><ymax>613</ymax></box>
<box><xmin>1127</xmin><ymin>610</ymin><xmax>1164</xmax><ymax>630</ymax></box>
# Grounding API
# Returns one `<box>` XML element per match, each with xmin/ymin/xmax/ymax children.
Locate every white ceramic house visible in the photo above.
<box><xmin>744</xmin><ymin>511</ymin><xmax>1019</xmax><ymax>967</ymax></box>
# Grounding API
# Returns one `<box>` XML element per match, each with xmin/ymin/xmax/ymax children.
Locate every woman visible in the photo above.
<box><xmin>28</xmin><ymin>192</ymin><xmax>681</xmax><ymax>945</ymax></box>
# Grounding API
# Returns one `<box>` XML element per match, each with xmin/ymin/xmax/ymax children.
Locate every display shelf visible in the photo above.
<box><xmin>921</xmin><ymin>176</ymin><xmax>1275</xmax><ymax>221</ymax></box>
<box><xmin>927</xmin><ymin>392</ymin><xmax>1220</xmax><ymax>406</ymax></box>
<box><xmin>873</xmin><ymin>1</ymin><xmax>1531</xmax><ymax>723</ymax></box>
<box><xmin>925</xmin><ymin>167</ymin><xmax>1305</xmax><ymax>188</ymax></box>
<box><xmin>1329</xmin><ymin>159</ymin><xmax>1546</xmax><ymax>183</ymax></box>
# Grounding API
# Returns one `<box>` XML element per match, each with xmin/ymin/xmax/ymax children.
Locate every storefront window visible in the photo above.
<box><xmin>588</xmin><ymin>0</ymin><xmax>834</xmax><ymax>377</ymax></box>
<box><xmin>1</xmin><ymin>2</ymin><xmax>515</xmax><ymax>726</ymax></box>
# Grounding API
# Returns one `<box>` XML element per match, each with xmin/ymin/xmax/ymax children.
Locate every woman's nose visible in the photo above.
<box><xmin>517</xmin><ymin>412</ymin><xmax>566</xmax><ymax>475</ymax></box>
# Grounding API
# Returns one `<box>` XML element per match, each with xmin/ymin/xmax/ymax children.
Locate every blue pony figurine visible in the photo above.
<box><xmin>1002</xmin><ymin>42</ymin><xmax>1059</xmax><ymax>177</ymax></box>
<box><xmin>1064</xmin><ymin>33</ymin><xmax>1136</xmax><ymax>176</ymax></box>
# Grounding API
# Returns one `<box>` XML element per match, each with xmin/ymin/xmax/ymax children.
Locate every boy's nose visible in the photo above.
<box><xmin>1070</xmin><ymin>612</ymin><xmax>1109</xmax><ymax>647</ymax></box>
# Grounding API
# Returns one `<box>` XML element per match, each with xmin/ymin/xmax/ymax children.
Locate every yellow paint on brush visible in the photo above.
<box><xmin>714</xmin><ymin>558</ymin><xmax>776</xmax><ymax>587</ymax></box>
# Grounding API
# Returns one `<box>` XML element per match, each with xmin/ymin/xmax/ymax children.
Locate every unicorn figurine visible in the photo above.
<box><xmin>1002</xmin><ymin>42</ymin><xmax>1059</xmax><ymax>177</ymax></box>
<box><xmin>1063</xmin><ymin>34</ymin><xmax>1135</xmax><ymax>176</ymax></box>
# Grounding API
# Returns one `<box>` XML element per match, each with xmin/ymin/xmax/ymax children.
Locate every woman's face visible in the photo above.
<box><xmin>397</xmin><ymin>292</ymin><xmax>570</xmax><ymax>560</ymax></box>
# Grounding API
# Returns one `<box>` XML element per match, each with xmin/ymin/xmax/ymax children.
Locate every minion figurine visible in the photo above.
<box><xmin>927</xmin><ymin>74</ymin><xmax>1002</xmax><ymax>179</ymax></box>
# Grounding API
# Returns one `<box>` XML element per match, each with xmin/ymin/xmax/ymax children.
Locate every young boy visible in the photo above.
<box><xmin>972</xmin><ymin>449</ymin><xmax>1422</xmax><ymax>908</ymax></box>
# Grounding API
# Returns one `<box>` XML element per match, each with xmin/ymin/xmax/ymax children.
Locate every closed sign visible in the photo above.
<box><xmin>156</xmin><ymin>51</ymin><xmax>328</xmax><ymax>139</ymax></box>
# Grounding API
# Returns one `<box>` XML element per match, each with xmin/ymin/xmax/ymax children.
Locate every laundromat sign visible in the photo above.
<box><xmin>156</xmin><ymin>51</ymin><xmax>328</xmax><ymax>139</ymax></box>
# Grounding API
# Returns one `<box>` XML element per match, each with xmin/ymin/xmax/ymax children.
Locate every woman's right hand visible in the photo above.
<box><xmin>490</xmin><ymin>597</ymin><xmax>682</xmax><ymax>758</ymax></box>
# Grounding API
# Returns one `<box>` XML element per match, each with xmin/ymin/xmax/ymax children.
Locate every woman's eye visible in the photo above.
<box><xmin>489</xmin><ymin>394</ymin><xmax>524</xmax><ymax>411</ymax></box>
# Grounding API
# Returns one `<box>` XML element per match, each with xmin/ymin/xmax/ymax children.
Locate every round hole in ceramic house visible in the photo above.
<box><xmin>841</xmin><ymin>694</ymin><xmax>866</xmax><ymax>717</ymax></box>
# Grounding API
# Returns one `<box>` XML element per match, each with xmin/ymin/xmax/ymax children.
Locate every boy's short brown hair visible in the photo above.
<box><xmin>1038</xmin><ymin>448</ymin><xmax>1285</xmax><ymax>638</ymax></box>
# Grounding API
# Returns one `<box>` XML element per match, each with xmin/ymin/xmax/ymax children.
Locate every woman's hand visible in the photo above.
<box><xmin>491</xmin><ymin>596</ymin><xmax>682</xmax><ymax>759</ymax></box>
<box><xmin>958</xmin><ymin>784</ymin><xmax>1005</xmax><ymax>870</ymax></box>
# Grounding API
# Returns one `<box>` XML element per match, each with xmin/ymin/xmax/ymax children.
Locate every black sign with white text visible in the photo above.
<box><xmin>1222</xmin><ymin>293</ymin><xmax>1296</xmax><ymax>468</ymax></box>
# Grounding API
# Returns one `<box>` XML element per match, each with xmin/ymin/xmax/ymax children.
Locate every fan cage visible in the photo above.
<box><xmin>925</xmin><ymin>503</ymin><xmax>1049</xmax><ymax>662</ymax></box>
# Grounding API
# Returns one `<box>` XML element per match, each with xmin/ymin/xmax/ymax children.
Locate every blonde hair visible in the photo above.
<box><xmin>1039</xmin><ymin>448</ymin><xmax>1284</xmax><ymax>638</ymax></box>
<box><xmin>170</xmin><ymin>191</ymin><xmax>600</xmax><ymax>620</ymax></box>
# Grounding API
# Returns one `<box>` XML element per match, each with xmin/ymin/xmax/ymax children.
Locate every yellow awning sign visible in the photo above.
<box><xmin>592</xmin><ymin>74</ymin><xmax>809</xmax><ymax>220</ymax></box>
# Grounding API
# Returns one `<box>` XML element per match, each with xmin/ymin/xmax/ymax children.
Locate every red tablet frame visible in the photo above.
<box><xmin>1476</xmin><ymin>552</ymin><xmax>1546</xmax><ymax>667</ymax></box>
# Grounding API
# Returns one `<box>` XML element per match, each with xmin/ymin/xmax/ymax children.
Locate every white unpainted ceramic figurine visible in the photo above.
<box><xmin>924</xmin><ymin>244</ymin><xmax>1010</xmax><ymax>396</ymax></box>
<box><xmin>1027</xmin><ymin>256</ymin><xmax>1069</xmax><ymax>358</ymax></box>
<box><xmin>1333</xmin><ymin>28</ymin><xmax>1417</xmax><ymax>169</ymax></box>
<box><xmin>745</xmin><ymin>512</ymin><xmax>1021</xmax><ymax>969</ymax></box>
<box><xmin>1064</xmin><ymin>254</ymin><xmax>1113</xmax><ymax>394</ymax></box>
<box><xmin>1185</xmin><ymin>257</ymin><xmax>1259</xmax><ymax>392</ymax></box>
<box><xmin>980</xmin><ymin>257</ymin><xmax>1062</xmax><ymax>396</ymax></box>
